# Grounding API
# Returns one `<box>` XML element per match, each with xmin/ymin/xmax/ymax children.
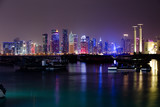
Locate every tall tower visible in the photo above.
<box><xmin>51</xmin><ymin>29</ymin><xmax>59</xmax><ymax>54</ymax></box>
<box><xmin>69</xmin><ymin>32</ymin><xmax>74</xmax><ymax>54</ymax></box>
<box><xmin>62</xmin><ymin>29</ymin><xmax>68</xmax><ymax>54</ymax></box>
<box><xmin>80</xmin><ymin>35</ymin><xmax>88</xmax><ymax>54</ymax></box>
<box><xmin>42</xmin><ymin>33</ymin><xmax>48</xmax><ymax>54</ymax></box>
<box><xmin>138</xmin><ymin>24</ymin><xmax>143</xmax><ymax>53</ymax></box>
<box><xmin>133</xmin><ymin>26</ymin><xmax>137</xmax><ymax>53</ymax></box>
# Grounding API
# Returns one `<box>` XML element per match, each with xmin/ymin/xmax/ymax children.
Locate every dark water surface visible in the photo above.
<box><xmin>0</xmin><ymin>59</ymin><xmax>160</xmax><ymax>107</ymax></box>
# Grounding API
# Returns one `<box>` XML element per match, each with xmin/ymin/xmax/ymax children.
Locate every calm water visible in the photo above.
<box><xmin>0</xmin><ymin>59</ymin><xmax>160</xmax><ymax>107</ymax></box>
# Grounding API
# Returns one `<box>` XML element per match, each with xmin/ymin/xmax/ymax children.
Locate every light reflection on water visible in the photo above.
<box><xmin>0</xmin><ymin>60</ymin><xmax>160</xmax><ymax>107</ymax></box>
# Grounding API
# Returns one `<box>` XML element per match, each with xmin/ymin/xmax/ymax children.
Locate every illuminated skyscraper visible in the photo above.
<box><xmin>121</xmin><ymin>34</ymin><xmax>131</xmax><ymax>53</ymax></box>
<box><xmin>42</xmin><ymin>33</ymin><xmax>48</xmax><ymax>54</ymax></box>
<box><xmin>89</xmin><ymin>39</ymin><xmax>93</xmax><ymax>54</ymax></box>
<box><xmin>104</xmin><ymin>41</ymin><xmax>108</xmax><ymax>54</ymax></box>
<box><xmin>80</xmin><ymin>35</ymin><xmax>88</xmax><ymax>54</ymax></box>
<box><xmin>133</xmin><ymin>26</ymin><xmax>137</xmax><ymax>53</ymax></box>
<box><xmin>92</xmin><ymin>38</ymin><xmax>97</xmax><ymax>54</ymax></box>
<box><xmin>86</xmin><ymin>36</ymin><xmax>90</xmax><ymax>53</ymax></box>
<box><xmin>62</xmin><ymin>29</ymin><xmax>68</xmax><ymax>54</ymax></box>
<box><xmin>31</xmin><ymin>42</ymin><xmax>36</xmax><ymax>54</ymax></box>
<box><xmin>51</xmin><ymin>29</ymin><xmax>59</xmax><ymax>54</ymax></box>
<box><xmin>138</xmin><ymin>24</ymin><xmax>143</xmax><ymax>52</ymax></box>
<box><xmin>97</xmin><ymin>38</ymin><xmax>103</xmax><ymax>54</ymax></box>
<box><xmin>69</xmin><ymin>32</ymin><xmax>74</xmax><ymax>54</ymax></box>
<box><xmin>3</xmin><ymin>42</ymin><xmax>15</xmax><ymax>54</ymax></box>
<box><xmin>26</xmin><ymin>40</ymin><xmax>32</xmax><ymax>54</ymax></box>
<box><xmin>73</xmin><ymin>34</ymin><xmax>78</xmax><ymax>54</ymax></box>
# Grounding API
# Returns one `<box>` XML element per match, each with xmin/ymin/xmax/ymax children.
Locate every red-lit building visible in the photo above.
<box><xmin>80</xmin><ymin>35</ymin><xmax>88</xmax><ymax>54</ymax></box>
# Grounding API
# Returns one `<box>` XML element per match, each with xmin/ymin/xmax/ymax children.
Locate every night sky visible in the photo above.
<box><xmin>0</xmin><ymin>0</ymin><xmax>160</xmax><ymax>45</ymax></box>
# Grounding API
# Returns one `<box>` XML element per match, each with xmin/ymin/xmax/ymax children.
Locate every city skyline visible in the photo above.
<box><xmin>0</xmin><ymin>0</ymin><xmax>160</xmax><ymax>45</ymax></box>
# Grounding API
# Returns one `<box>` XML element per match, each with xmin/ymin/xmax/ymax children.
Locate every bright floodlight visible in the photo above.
<box><xmin>138</xmin><ymin>24</ymin><xmax>143</xmax><ymax>26</ymax></box>
<box><xmin>123</xmin><ymin>34</ymin><xmax>128</xmax><ymax>37</ymax></box>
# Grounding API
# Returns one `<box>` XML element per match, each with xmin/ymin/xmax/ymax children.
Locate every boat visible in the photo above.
<box><xmin>42</xmin><ymin>59</ymin><xmax>67</xmax><ymax>71</ymax></box>
<box><xmin>108</xmin><ymin>61</ymin><xmax>136</xmax><ymax>72</ymax></box>
<box><xmin>140</xmin><ymin>64</ymin><xmax>151</xmax><ymax>72</ymax></box>
<box><xmin>0</xmin><ymin>84</ymin><xmax>6</xmax><ymax>98</ymax></box>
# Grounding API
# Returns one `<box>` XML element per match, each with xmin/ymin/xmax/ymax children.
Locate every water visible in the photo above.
<box><xmin>0</xmin><ymin>59</ymin><xmax>160</xmax><ymax>107</ymax></box>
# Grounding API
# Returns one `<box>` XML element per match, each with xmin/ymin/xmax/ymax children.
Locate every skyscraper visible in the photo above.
<box><xmin>92</xmin><ymin>38</ymin><xmax>97</xmax><ymax>54</ymax></box>
<box><xmin>86</xmin><ymin>36</ymin><xmax>90</xmax><ymax>53</ymax></box>
<box><xmin>73</xmin><ymin>34</ymin><xmax>78</xmax><ymax>54</ymax></box>
<box><xmin>69</xmin><ymin>32</ymin><xmax>74</xmax><ymax>54</ymax></box>
<box><xmin>89</xmin><ymin>39</ymin><xmax>93</xmax><ymax>54</ymax></box>
<box><xmin>80</xmin><ymin>35</ymin><xmax>88</xmax><ymax>54</ymax></box>
<box><xmin>104</xmin><ymin>41</ymin><xmax>108</xmax><ymax>54</ymax></box>
<box><xmin>62</xmin><ymin>29</ymin><xmax>68</xmax><ymax>54</ymax></box>
<box><xmin>26</xmin><ymin>40</ymin><xmax>32</xmax><ymax>55</ymax></box>
<box><xmin>121</xmin><ymin>34</ymin><xmax>131</xmax><ymax>53</ymax></box>
<box><xmin>97</xmin><ymin>38</ymin><xmax>103</xmax><ymax>54</ymax></box>
<box><xmin>3</xmin><ymin>42</ymin><xmax>15</xmax><ymax>54</ymax></box>
<box><xmin>42</xmin><ymin>33</ymin><xmax>48</xmax><ymax>54</ymax></box>
<box><xmin>51</xmin><ymin>29</ymin><xmax>59</xmax><ymax>54</ymax></box>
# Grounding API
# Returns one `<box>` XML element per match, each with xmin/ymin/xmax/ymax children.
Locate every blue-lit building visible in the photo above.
<box><xmin>51</xmin><ymin>29</ymin><xmax>59</xmax><ymax>54</ymax></box>
<box><xmin>26</xmin><ymin>40</ymin><xmax>32</xmax><ymax>54</ymax></box>
<box><xmin>3</xmin><ymin>42</ymin><xmax>16</xmax><ymax>54</ymax></box>
<box><xmin>3</xmin><ymin>40</ymin><xmax>26</xmax><ymax>55</ymax></box>
<box><xmin>92</xmin><ymin>38</ymin><xmax>97</xmax><ymax>54</ymax></box>
<box><xmin>97</xmin><ymin>38</ymin><xmax>103</xmax><ymax>54</ymax></box>
<box><xmin>121</xmin><ymin>34</ymin><xmax>131</xmax><ymax>53</ymax></box>
<box><xmin>62</xmin><ymin>29</ymin><xmax>68</xmax><ymax>54</ymax></box>
<box><xmin>104</xmin><ymin>41</ymin><xmax>108</xmax><ymax>54</ymax></box>
<box><xmin>86</xmin><ymin>36</ymin><xmax>90</xmax><ymax>53</ymax></box>
<box><xmin>42</xmin><ymin>33</ymin><xmax>48</xmax><ymax>54</ymax></box>
<box><xmin>15</xmin><ymin>41</ymin><xmax>26</xmax><ymax>55</ymax></box>
<box><xmin>89</xmin><ymin>39</ymin><xmax>93</xmax><ymax>54</ymax></box>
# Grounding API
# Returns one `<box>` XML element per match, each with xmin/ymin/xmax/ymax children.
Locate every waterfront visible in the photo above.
<box><xmin>0</xmin><ymin>59</ymin><xmax>160</xmax><ymax>107</ymax></box>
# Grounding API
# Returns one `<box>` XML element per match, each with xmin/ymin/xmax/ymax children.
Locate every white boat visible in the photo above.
<box><xmin>108</xmin><ymin>66</ymin><xmax>117</xmax><ymax>70</ymax></box>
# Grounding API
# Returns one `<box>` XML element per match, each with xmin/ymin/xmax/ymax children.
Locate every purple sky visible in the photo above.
<box><xmin>0</xmin><ymin>0</ymin><xmax>160</xmax><ymax>45</ymax></box>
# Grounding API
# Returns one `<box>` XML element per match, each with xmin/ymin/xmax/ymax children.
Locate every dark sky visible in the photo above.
<box><xmin>0</xmin><ymin>0</ymin><xmax>160</xmax><ymax>45</ymax></box>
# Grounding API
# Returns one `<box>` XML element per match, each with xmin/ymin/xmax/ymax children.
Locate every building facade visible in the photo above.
<box><xmin>51</xmin><ymin>29</ymin><xmax>59</xmax><ymax>54</ymax></box>
<box><xmin>62</xmin><ymin>29</ymin><xmax>68</xmax><ymax>54</ymax></box>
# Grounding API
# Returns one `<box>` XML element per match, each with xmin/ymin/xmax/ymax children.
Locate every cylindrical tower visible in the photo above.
<box><xmin>133</xmin><ymin>26</ymin><xmax>137</xmax><ymax>53</ymax></box>
<box><xmin>138</xmin><ymin>24</ymin><xmax>143</xmax><ymax>53</ymax></box>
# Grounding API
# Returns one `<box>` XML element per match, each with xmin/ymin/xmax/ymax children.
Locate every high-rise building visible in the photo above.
<box><xmin>36</xmin><ymin>44</ymin><xmax>43</xmax><ymax>54</ymax></box>
<box><xmin>104</xmin><ymin>41</ymin><xmax>108</xmax><ymax>54</ymax></box>
<box><xmin>42</xmin><ymin>33</ymin><xmax>48</xmax><ymax>54</ymax></box>
<box><xmin>121</xmin><ymin>34</ymin><xmax>131</xmax><ymax>53</ymax></box>
<box><xmin>92</xmin><ymin>38</ymin><xmax>97</xmax><ymax>54</ymax></box>
<box><xmin>80</xmin><ymin>35</ymin><xmax>88</xmax><ymax>54</ymax></box>
<box><xmin>69</xmin><ymin>32</ymin><xmax>74</xmax><ymax>54</ymax></box>
<box><xmin>89</xmin><ymin>39</ymin><xmax>93</xmax><ymax>54</ymax></box>
<box><xmin>86</xmin><ymin>36</ymin><xmax>90</xmax><ymax>53</ymax></box>
<box><xmin>97</xmin><ymin>38</ymin><xmax>103</xmax><ymax>54</ymax></box>
<box><xmin>26</xmin><ymin>40</ymin><xmax>32</xmax><ymax>54</ymax></box>
<box><xmin>31</xmin><ymin>42</ymin><xmax>36</xmax><ymax>54</ymax></box>
<box><xmin>51</xmin><ymin>29</ymin><xmax>59</xmax><ymax>54</ymax></box>
<box><xmin>62</xmin><ymin>29</ymin><xmax>68</xmax><ymax>54</ymax></box>
<box><xmin>21</xmin><ymin>41</ymin><xmax>27</xmax><ymax>55</ymax></box>
<box><xmin>14</xmin><ymin>40</ymin><xmax>26</xmax><ymax>55</ymax></box>
<box><xmin>69</xmin><ymin>32</ymin><xmax>78</xmax><ymax>54</ymax></box>
<box><xmin>3</xmin><ymin>42</ymin><xmax>15</xmax><ymax>54</ymax></box>
<box><xmin>73</xmin><ymin>34</ymin><xmax>78</xmax><ymax>54</ymax></box>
